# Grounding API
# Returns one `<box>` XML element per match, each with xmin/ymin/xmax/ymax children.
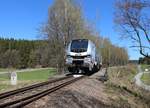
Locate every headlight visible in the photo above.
<box><xmin>86</xmin><ymin>55</ymin><xmax>91</xmax><ymax>58</ymax></box>
<box><xmin>67</xmin><ymin>55</ymin><xmax>72</xmax><ymax>58</ymax></box>
<box><xmin>66</xmin><ymin>56</ymin><xmax>73</xmax><ymax>63</ymax></box>
<box><xmin>84</xmin><ymin>55</ymin><xmax>92</xmax><ymax>62</ymax></box>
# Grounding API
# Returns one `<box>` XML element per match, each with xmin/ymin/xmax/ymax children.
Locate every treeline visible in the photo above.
<box><xmin>0</xmin><ymin>36</ymin><xmax>128</xmax><ymax>69</ymax></box>
<box><xmin>101</xmin><ymin>38</ymin><xmax>129</xmax><ymax>66</ymax></box>
<box><xmin>84</xmin><ymin>36</ymin><xmax>129</xmax><ymax>66</ymax></box>
<box><xmin>0</xmin><ymin>38</ymin><xmax>48</xmax><ymax>68</ymax></box>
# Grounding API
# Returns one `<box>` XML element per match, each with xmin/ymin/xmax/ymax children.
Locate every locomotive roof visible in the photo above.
<box><xmin>72</xmin><ymin>39</ymin><xmax>88</xmax><ymax>41</ymax></box>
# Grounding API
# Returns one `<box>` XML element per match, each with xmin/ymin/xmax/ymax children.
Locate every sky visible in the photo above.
<box><xmin>0</xmin><ymin>0</ymin><xmax>143</xmax><ymax>60</ymax></box>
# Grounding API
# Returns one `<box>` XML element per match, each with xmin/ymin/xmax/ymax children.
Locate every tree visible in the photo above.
<box><xmin>114</xmin><ymin>0</ymin><xmax>150</xmax><ymax>58</ymax></box>
<box><xmin>28</xmin><ymin>49</ymin><xmax>41</xmax><ymax>68</ymax></box>
<box><xmin>42</xmin><ymin>0</ymin><xmax>85</xmax><ymax>44</ymax></box>
<box><xmin>82</xmin><ymin>35</ymin><xmax>129</xmax><ymax>66</ymax></box>
<box><xmin>0</xmin><ymin>50</ymin><xmax>20</xmax><ymax>68</ymax></box>
<box><xmin>41</xmin><ymin>0</ymin><xmax>86</xmax><ymax>72</ymax></box>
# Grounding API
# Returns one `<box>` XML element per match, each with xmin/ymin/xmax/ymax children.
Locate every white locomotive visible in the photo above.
<box><xmin>65</xmin><ymin>39</ymin><xmax>102</xmax><ymax>74</ymax></box>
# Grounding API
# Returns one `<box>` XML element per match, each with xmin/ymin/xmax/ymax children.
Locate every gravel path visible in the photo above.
<box><xmin>134</xmin><ymin>65</ymin><xmax>150</xmax><ymax>91</ymax></box>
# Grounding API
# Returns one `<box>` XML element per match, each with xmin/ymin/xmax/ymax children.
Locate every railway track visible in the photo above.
<box><xmin>0</xmin><ymin>75</ymin><xmax>84</xmax><ymax>108</ymax></box>
<box><xmin>0</xmin><ymin>76</ymin><xmax>72</xmax><ymax>100</ymax></box>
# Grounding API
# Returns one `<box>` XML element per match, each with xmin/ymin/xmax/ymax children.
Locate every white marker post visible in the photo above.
<box><xmin>11</xmin><ymin>72</ymin><xmax>17</xmax><ymax>85</ymax></box>
<box><xmin>145</xmin><ymin>69</ymin><xmax>149</xmax><ymax>72</ymax></box>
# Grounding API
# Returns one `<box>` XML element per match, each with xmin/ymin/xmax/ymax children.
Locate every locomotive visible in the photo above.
<box><xmin>65</xmin><ymin>39</ymin><xmax>102</xmax><ymax>74</ymax></box>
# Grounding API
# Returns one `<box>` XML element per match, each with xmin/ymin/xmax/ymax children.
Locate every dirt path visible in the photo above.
<box><xmin>134</xmin><ymin>65</ymin><xmax>150</xmax><ymax>91</ymax></box>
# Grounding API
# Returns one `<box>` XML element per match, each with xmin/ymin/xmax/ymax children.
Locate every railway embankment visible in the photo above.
<box><xmin>106</xmin><ymin>65</ymin><xmax>150</xmax><ymax>108</ymax></box>
<box><xmin>26</xmin><ymin>65</ymin><xmax>150</xmax><ymax>108</ymax></box>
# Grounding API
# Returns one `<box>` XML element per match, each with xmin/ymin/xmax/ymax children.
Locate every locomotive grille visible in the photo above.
<box><xmin>73</xmin><ymin>60</ymin><xmax>84</xmax><ymax>65</ymax></box>
<box><xmin>71</xmin><ymin>49</ymin><xmax>87</xmax><ymax>52</ymax></box>
<box><xmin>71</xmin><ymin>56</ymin><xmax>85</xmax><ymax>59</ymax></box>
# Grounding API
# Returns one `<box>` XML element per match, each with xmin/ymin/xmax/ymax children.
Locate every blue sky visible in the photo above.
<box><xmin>0</xmin><ymin>0</ymin><xmax>143</xmax><ymax>60</ymax></box>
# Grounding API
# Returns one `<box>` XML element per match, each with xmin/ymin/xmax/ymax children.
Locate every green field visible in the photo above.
<box><xmin>17</xmin><ymin>68</ymin><xmax>56</xmax><ymax>81</ymax></box>
<box><xmin>0</xmin><ymin>68</ymin><xmax>56</xmax><ymax>81</ymax></box>
<box><xmin>141</xmin><ymin>73</ymin><xmax>150</xmax><ymax>85</ymax></box>
<box><xmin>0</xmin><ymin>73</ymin><xmax>10</xmax><ymax>81</ymax></box>
<box><xmin>141</xmin><ymin>65</ymin><xmax>150</xmax><ymax>71</ymax></box>
<box><xmin>0</xmin><ymin>68</ymin><xmax>16</xmax><ymax>72</ymax></box>
<box><xmin>0</xmin><ymin>68</ymin><xmax>56</xmax><ymax>92</ymax></box>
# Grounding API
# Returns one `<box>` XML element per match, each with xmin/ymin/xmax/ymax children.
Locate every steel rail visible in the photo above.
<box><xmin>0</xmin><ymin>76</ymin><xmax>84</xmax><ymax>108</ymax></box>
<box><xmin>0</xmin><ymin>75</ymin><xmax>72</xmax><ymax>99</ymax></box>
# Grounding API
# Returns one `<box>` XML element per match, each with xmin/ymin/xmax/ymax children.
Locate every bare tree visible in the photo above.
<box><xmin>41</xmin><ymin>0</ymin><xmax>86</xmax><ymax>73</ymax></box>
<box><xmin>43</xmin><ymin>0</ymin><xmax>85</xmax><ymax>43</ymax></box>
<box><xmin>114</xmin><ymin>0</ymin><xmax>150</xmax><ymax>58</ymax></box>
<box><xmin>86</xmin><ymin>36</ymin><xmax>129</xmax><ymax>66</ymax></box>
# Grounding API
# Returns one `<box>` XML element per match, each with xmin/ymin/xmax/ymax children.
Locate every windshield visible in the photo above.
<box><xmin>71</xmin><ymin>39</ymin><xmax>88</xmax><ymax>52</ymax></box>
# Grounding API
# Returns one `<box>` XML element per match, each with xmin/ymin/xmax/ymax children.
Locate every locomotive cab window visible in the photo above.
<box><xmin>71</xmin><ymin>39</ymin><xmax>88</xmax><ymax>52</ymax></box>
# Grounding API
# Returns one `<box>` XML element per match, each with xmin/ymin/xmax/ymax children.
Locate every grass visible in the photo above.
<box><xmin>106</xmin><ymin>64</ymin><xmax>138</xmax><ymax>94</ymax></box>
<box><xmin>0</xmin><ymin>68</ymin><xmax>56</xmax><ymax>92</ymax></box>
<box><xmin>0</xmin><ymin>81</ymin><xmax>45</xmax><ymax>93</ymax></box>
<box><xmin>105</xmin><ymin>65</ymin><xmax>150</xmax><ymax>107</ymax></box>
<box><xmin>0</xmin><ymin>84</ymin><xmax>10</xmax><ymax>91</ymax></box>
<box><xmin>0</xmin><ymin>68</ymin><xmax>16</xmax><ymax>72</ymax></box>
<box><xmin>141</xmin><ymin>73</ymin><xmax>150</xmax><ymax>85</ymax></box>
<box><xmin>108</xmin><ymin>64</ymin><xmax>137</xmax><ymax>83</ymax></box>
<box><xmin>17</xmin><ymin>68</ymin><xmax>56</xmax><ymax>81</ymax></box>
<box><xmin>0</xmin><ymin>73</ymin><xmax>10</xmax><ymax>81</ymax></box>
<box><xmin>141</xmin><ymin>64</ymin><xmax>150</xmax><ymax>71</ymax></box>
<box><xmin>106</xmin><ymin>65</ymin><xmax>150</xmax><ymax>107</ymax></box>
<box><xmin>0</xmin><ymin>68</ymin><xmax>56</xmax><ymax>81</ymax></box>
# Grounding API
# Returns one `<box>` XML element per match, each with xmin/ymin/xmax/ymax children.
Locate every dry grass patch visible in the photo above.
<box><xmin>105</xmin><ymin>64</ymin><xmax>150</xmax><ymax>108</ymax></box>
